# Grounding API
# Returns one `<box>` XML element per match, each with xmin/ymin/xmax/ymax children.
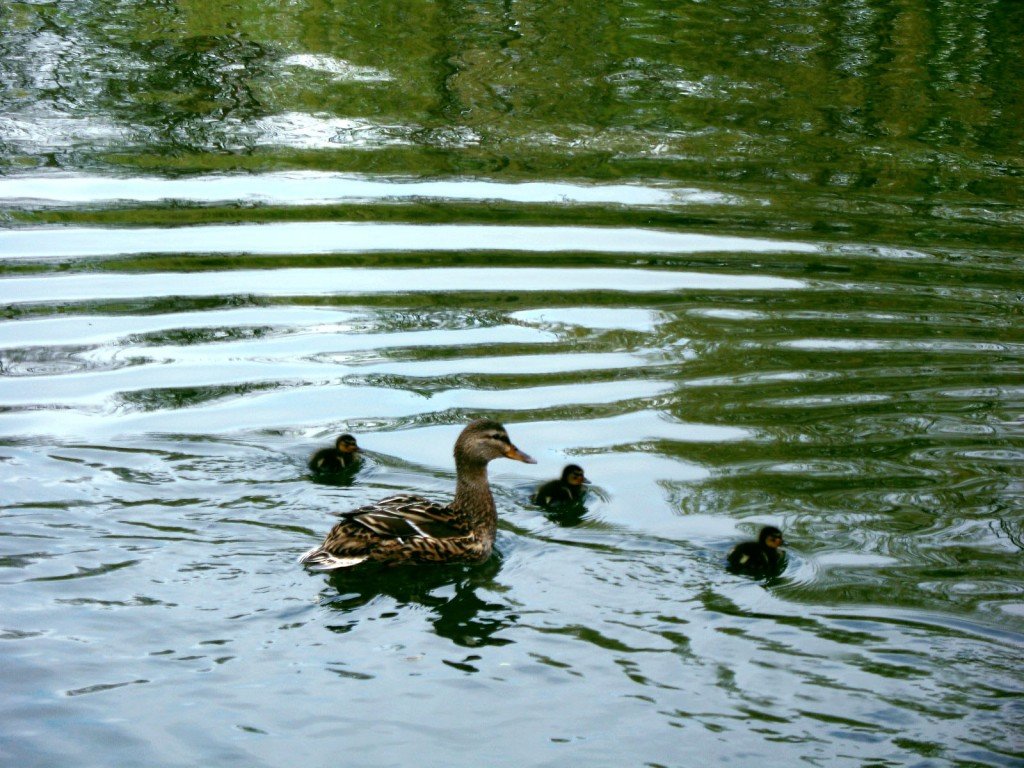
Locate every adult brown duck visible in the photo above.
<box><xmin>299</xmin><ymin>419</ymin><xmax>536</xmax><ymax>570</ymax></box>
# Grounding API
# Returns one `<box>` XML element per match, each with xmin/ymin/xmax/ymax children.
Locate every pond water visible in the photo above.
<box><xmin>1</xmin><ymin>1</ymin><xmax>1022</xmax><ymax>766</ymax></box>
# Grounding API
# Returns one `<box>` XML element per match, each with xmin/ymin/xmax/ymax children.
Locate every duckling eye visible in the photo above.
<box><xmin>490</xmin><ymin>432</ymin><xmax>510</xmax><ymax>444</ymax></box>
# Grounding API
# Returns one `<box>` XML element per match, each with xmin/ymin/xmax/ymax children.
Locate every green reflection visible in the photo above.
<box><xmin>1</xmin><ymin>0</ymin><xmax>1020</xmax><ymax>207</ymax></box>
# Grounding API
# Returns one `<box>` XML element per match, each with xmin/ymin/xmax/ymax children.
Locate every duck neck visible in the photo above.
<box><xmin>452</xmin><ymin>459</ymin><xmax>496</xmax><ymax>527</ymax></box>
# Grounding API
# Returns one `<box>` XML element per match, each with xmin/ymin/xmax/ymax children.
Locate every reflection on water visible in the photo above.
<box><xmin>323</xmin><ymin>558</ymin><xmax>516</xmax><ymax>649</ymax></box>
<box><xmin>0</xmin><ymin>221</ymin><xmax>817</xmax><ymax>259</ymax></box>
<box><xmin>1</xmin><ymin>0</ymin><xmax>1023</xmax><ymax>766</ymax></box>
<box><xmin>0</xmin><ymin>172</ymin><xmax>725</xmax><ymax>207</ymax></box>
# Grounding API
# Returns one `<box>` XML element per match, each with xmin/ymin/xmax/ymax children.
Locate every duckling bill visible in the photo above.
<box><xmin>299</xmin><ymin>420</ymin><xmax>535</xmax><ymax>570</ymax></box>
<box><xmin>727</xmin><ymin>525</ymin><xmax>786</xmax><ymax>577</ymax></box>
<box><xmin>533</xmin><ymin>464</ymin><xmax>589</xmax><ymax>507</ymax></box>
<box><xmin>309</xmin><ymin>433</ymin><xmax>361</xmax><ymax>473</ymax></box>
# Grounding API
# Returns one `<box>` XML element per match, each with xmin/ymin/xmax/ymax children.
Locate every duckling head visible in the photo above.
<box><xmin>759</xmin><ymin>526</ymin><xmax>785</xmax><ymax>549</ymax></box>
<box><xmin>561</xmin><ymin>464</ymin><xmax>590</xmax><ymax>486</ymax></box>
<box><xmin>456</xmin><ymin>419</ymin><xmax>536</xmax><ymax>466</ymax></box>
<box><xmin>335</xmin><ymin>434</ymin><xmax>360</xmax><ymax>454</ymax></box>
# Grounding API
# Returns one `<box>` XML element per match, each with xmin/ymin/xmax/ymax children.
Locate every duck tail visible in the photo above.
<box><xmin>298</xmin><ymin>545</ymin><xmax>368</xmax><ymax>571</ymax></box>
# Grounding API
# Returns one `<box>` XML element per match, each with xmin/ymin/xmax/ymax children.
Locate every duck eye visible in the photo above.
<box><xmin>490</xmin><ymin>433</ymin><xmax>509</xmax><ymax>443</ymax></box>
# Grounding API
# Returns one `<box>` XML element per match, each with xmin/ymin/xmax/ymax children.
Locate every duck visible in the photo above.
<box><xmin>533</xmin><ymin>464</ymin><xmax>590</xmax><ymax>507</ymax></box>
<box><xmin>727</xmin><ymin>525</ymin><xmax>786</xmax><ymax>577</ymax></box>
<box><xmin>308</xmin><ymin>433</ymin><xmax>361</xmax><ymax>474</ymax></box>
<box><xmin>299</xmin><ymin>419</ymin><xmax>536</xmax><ymax>570</ymax></box>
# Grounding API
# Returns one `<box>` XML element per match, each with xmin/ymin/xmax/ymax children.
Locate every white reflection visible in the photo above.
<box><xmin>281</xmin><ymin>54</ymin><xmax>392</xmax><ymax>82</ymax></box>
<box><xmin>783</xmin><ymin>338</ymin><xmax>1019</xmax><ymax>353</ymax></box>
<box><xmin>517</xmin><ymin>410</ymin><xmax>751</xmax><ymax>448</ymax></box>
<box><xmin>248</xmin><ymin>112</ymin><xmax>413</xmax><ymax>149</ymax></box>
<box><xmin>0</xmin><ymin>113</ymin><xmax>130</xmax><ymax>148</ymax></box>
<box><xmin>510</xmin><ymin>308</ymin><xmax>664</xmax><ymax>331</ymax></box>
<box><xmin>687</xmin><ymin>308</ymin><xmax>766</xmax><ymax>320</ymax></box>
<box><xmin>0</xmin><ymin>171</ymin><xmax>739</xmax><ymax>208</ymax></box>
<box><xmin>0</xmin><ymin>377</ymin><xmax>674</xmax><ymax>439</ymax></box>
<box><xmin>0</xmin><ymin>308</ymin><xmax>362</xmax><ymax>347</ymax></box>
<box><xmin>1</xmin><ymin>267</ymin><xmax>805</xmax><ymax>304</ymax></box>
<box><xmin>0</xmin><ymin>222</ymin><xmax>818</xmax><ymax>259</ymax></box>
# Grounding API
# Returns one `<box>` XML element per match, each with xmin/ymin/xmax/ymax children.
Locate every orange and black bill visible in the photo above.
<box><xmin>504</xmin><ymin>444</ymin><xmax>537</xmax><ymax>464</ymax></box>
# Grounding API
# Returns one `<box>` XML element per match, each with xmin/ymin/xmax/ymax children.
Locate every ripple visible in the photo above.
<box><xmin>1</xmin><ymin>4</ymin><xmax>1021</xmax><ymax>765</ymax></box>
<box><xmin>1</xmin><ymin>266</ymin><xmax>805</xmax><ymax>305</ymax></box>
<box><xmin>65</xmin><ymin>679</ymin><xmax>150</xmax><ymax>697</ymax></box>
<box><xmin>280</xmin><ymin>55</ymin><xmax>392</xmax><ymax>82</ymax></box>
<box><xmin>0</xmin><ymin>112</ymin><xmax>130</xmax><ymax>152</ymax></box>
<box><xmin>0</xmin><ymin>351</ymin><xmax>660</xmax><ymax>408</ymax></box>
<box><xmin>249</xmin><ymin>112</ymin><xmax>416</xmax><ymax>150</ymax></box>
<box><xmin>813</xmin><ymin>551</ymin><xmax>902</xmax><ymax>568</ymax></box>
<box><xmin>0</xmin><ymin>222</ymin><xmax>818</xmax><ymax>260</ymax></box>
<box><xmin>0</xmin><ymin>308</ymin><xmax>364</xmax><ymax>347</ymax></box>
<box><xmin>782</xmin><ymin>338</ymin><xmax>1024</xmax><ymax>354</ymax></box>
<box><xmin>352</xmin><ymin>351</ymin><xmax>661</xmax><ymax>377</ymax></box>
<box><xmin>0</xmin><ymin>172</ymin><xmax>736</xmax><ymax>208</ymax></box>
<box><xmin>28</xmin><ymin>559</ymin><xmax>141</xmax><ymax>582</ymax></box>
<box><xmin>0</xmin><ymin>346</ymin><xmax>104</xmax><ymax>377</ymax></box>
<box><xmin>510</xmin><ymin>307</ymin><xmax>665</xmax><ymax>331</ymax></box>
<box><xmin>140</xmin><ymin>323</ymin><xmax>552</xmax><ymax>362</ymax></box>
<box><xmin>0</xmin><ymin>377</ymin><xmax>676</xmax><ymax>437</ymax></box>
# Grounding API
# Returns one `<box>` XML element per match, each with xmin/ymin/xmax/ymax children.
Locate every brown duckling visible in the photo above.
<box><xmin>727</xmin><ymin>525</ymin><xmax>786</xmax><ymax>577</ymax></box>
<box><xmin>299</xmin><ymin>419</ymin><xmax>536</xmax><ymax>570</ymax></box>
<box><xmin>533</xmin><ymin>464</ymin><xmax>590</xmax><ymax>507</ymax></box>
<box><xmin>309</xmin><ymin>433</ymin><xmax>361</xmax><ymax>474</ymax></box>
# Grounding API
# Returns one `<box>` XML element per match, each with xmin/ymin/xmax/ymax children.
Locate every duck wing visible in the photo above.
<box><xmin>341</xmin><ymin>494</ymin><xmax>465</xmax><ymax>540</ymax></box>
<box><xmin>299</xmin><ymin>495</ymin><xmax>474</xmax><ymax>570</ymax></box>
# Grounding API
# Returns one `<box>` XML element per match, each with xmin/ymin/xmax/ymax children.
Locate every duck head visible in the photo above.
<box><xmin>456</xmin><ymin>419</ymin><xmax>536</xmax><ymax>466</ymax></box>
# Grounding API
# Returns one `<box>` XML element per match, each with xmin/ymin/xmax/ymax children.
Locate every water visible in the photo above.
<box><xmin>1</xmin><ymin>1</ymin><xmax>1023</xmax><ymax>766</ymax></box>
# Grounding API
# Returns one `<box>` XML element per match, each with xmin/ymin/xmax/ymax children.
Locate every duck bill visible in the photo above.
<box><xmin>504</xmin><ymin>445</ymin><xmax>537</xmax><ymax>464</ymax></box>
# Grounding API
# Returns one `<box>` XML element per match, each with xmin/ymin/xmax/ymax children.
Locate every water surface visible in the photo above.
<box><xmin>1</xmin><ymin>1</ymin><xmax>1022</xmax><ymax>766</ymax></box>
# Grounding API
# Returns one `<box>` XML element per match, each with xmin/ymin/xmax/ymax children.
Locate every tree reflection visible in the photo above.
<box><xmin>0</xmin><ymin>0</ymin><xmax>1020</xmax><ymax>199</ymax></box>
<box><xmin>106</xmin><ymin>33</ymin><xmax>273</xmax><ymax>150</ymax></box>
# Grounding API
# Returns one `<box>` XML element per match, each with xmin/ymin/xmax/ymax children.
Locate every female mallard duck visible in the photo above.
<box><xmin>727</xmin><ymin>525</ymin><xmax>786</xmax><ymax>577</ymax></box>
<box><xmin>309</xmin><ymin>433</ymin><xmax>361</xmax><ymax>473</ymax></box>
<box><xmin>533</xmin><ymin>464</ymin><xmax>589</xmax><ymax>506</ymax></box>
<box><xmin>299</xmin><ymin>419</ymin><xmax>536</xmax><ymax>570</ymax></box>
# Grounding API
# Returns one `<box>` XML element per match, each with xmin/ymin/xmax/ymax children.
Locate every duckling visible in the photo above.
<box><xmin>309</xmin><ymin>433</ymin><xmax>361</xmax><ymax>474</ymax></box>
<box><xmin>727</xmin><ymin>525</ymin><xmax>786</xmax><ymax>577</ymax></box>
<box><xmin>299</xmin><ymin>419</ymin><xmax>536</xmax><ymax>570</ymax></box>
<box><xmin>533</xmin><ymin>464</ymin><xmax>590</xmax><ymax>507</ymax></box>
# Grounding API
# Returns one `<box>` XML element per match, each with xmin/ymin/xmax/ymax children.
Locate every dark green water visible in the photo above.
<box><xmin>1</xmin><ymin>1</ymin><xmax>1022</xmax><ymax>766</ymax></box>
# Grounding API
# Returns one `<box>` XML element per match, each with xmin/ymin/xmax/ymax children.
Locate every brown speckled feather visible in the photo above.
<box><xmin>298</xmin><ymin>494</ymin><xmax>491</xmax><ymax>569</ymax></box>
